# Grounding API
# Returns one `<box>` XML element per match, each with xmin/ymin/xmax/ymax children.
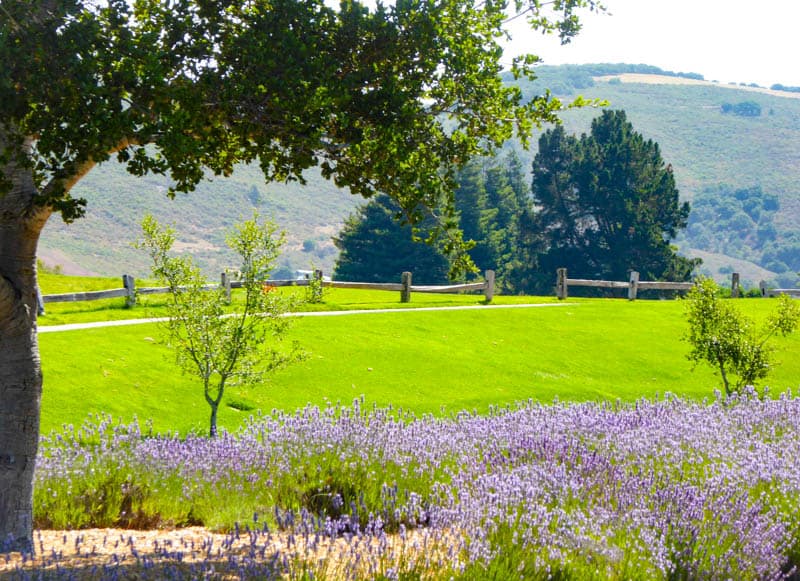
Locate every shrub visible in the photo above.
<box><xmin>684</xmin><ymin>277</ymin><xmax>800</xmax><ymax>396</ymax></box>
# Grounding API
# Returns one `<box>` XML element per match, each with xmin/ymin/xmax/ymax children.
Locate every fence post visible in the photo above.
<box><xmin>556</xmin><ymin>268</ymin><xmax>568</xmax><ymax>300</ymax></box>
<box><xmin>628</xmin><ymin>271</ymin><xmax>640</xmax><ymax>301</ymax></box>
<box><xmin>122</xmin><ymin>274</ymin><xmax>136</xmax><ymax>308</ymax></box>
<box><xmin>484</xmin><ymin>270</ymin><xmax>495</xmax><ymax>303</ymax></box>
<box><xmin>731</xmin><ymin>272</ymin><xmax>740</xmax><ymax>298</ymax></box>
<box><xmin>221</xmin><ymin>272</ymin><xmax>231</xmax><ymax>304</ymax></box>
<box><xmin>400</xmin><ymin>271</ymin><xmax>412</xmax><ymax>303</ymax></box>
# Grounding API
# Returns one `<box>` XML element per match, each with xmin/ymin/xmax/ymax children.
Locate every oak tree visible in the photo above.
<box><xmin>0</xmin><ymin>0</ymin><xmax>601</xmax><ymax>550</ymax></box>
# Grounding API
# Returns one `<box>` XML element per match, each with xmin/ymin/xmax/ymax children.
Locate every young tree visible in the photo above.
<box><xmin>684</xmin><ymin>277</ymin><xmax>800</xmax><ymax>397</ymax></box>
<box><xmin>530</xmin><ymin>110</ymin><xmax>699</xmax><ymax>293</ymax></box>
<box><xmin>0</xmin><ymin>0</ymin><xmax>601</xmax><ymax>551</ymax></box>
<box><xmin>137</xmin><ymin>214</ymin><xmax>303</xmax><ymax>438</ymax></box>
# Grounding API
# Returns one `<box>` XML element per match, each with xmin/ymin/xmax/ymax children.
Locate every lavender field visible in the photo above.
<box><xmin>11</xmin><ymin>392</ymin><xmax>800</xmax><ymax>579</ymax></box>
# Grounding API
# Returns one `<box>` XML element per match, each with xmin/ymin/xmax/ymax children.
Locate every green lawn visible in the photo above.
<box><xmin>38</xmin><ymin>275</ymin><xmax>553</xmax><ymax>325</ymax></box>
<box><xmin>38</xmin><ymin>294</ymin><xmax>800</xmax><ymax>436</ymax></box>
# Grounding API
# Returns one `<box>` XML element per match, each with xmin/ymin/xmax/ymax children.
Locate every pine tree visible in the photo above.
<box><xmin>333</xmin><ymin>195</ymin><xmax>450</xmax><ymax>284</ymax></box>
<box><xmin>530</xmin><ymin>110</ymin><xmax>697</xmax><ymax>293</ymax></box>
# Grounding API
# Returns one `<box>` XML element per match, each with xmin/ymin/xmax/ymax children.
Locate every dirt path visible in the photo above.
<box><xmin>1</xmin><ymin>526</ymin><xmax>456</xmax><ymax>579</ymax></box>
<box><xmin>595</xmin><ymin>73</ymin><xmax>800</xmax><ymax>99</ymax></box>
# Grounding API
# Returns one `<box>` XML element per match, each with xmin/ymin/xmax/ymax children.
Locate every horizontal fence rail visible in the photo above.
<box><xmin>559</xmin><ymin>278</ymin><xmax>629</xmax><ymax>290</ymax></box>
<box><xmin>40</xmin><ymin>269</ymin><xmax>495</xmax><ymax>311</ymax></box>
<box><xmin>42</xmin><ymin>289</ymin><xmax>129</xmax><ymax>303</ymax></box>
<box><xmin>555</xmin><ymin>269</ymin><xmax>764</xmax><ymax>300</ymax></box>
<box><xmin>760</xmin><ymin>282</ymin><xmax>800</xmax><ymax>298</ymax></box>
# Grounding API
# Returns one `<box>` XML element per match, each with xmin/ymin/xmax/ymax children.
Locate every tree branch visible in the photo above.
<box><xmin>39</xmin><ymin>136</ymin><xmax>138</xmax><ymax>201</ymax></box>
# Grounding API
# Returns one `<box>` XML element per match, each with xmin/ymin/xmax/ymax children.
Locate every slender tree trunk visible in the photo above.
<box><xmin>717</xmin><ymin>358</ymin><xmax>731</xmax><ymax>397</ymax></box>
<box><xmin>209</xmin><ymin>402</ymin><xmax>218</xmax><ymax>438</ymax></box>
<box><xmin>205</xmin><ymin>378</ymin><xmax>225</xmax><ymax>438</ymax></box>
<box><xmin>0</xmin><ymin>150</ymin><xmax>49</xmax><ymax>552</ymax></box>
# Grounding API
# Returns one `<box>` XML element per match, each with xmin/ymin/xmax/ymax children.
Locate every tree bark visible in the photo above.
<box><xmin>209</xmin><ymin>403</ymin><xmax>218</xmax><ymax>439</ymax></box>
<box><xmin>0</xmin><ymin>138</ymin><xmax>49</xmax><ymax>553</ymax></box>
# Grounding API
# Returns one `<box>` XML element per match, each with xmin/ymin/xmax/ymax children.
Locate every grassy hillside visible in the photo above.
<box><xmin>39</xmin><ymin>164</ymin><xmax>361</xmax><ymax>278</ymax></box>
<box><xmin>39</xmin><ymin>64</ymin><xmax>800</xmax><ymax>284</ymax></box>
<box><xmin>515</xmin><ymin>65</ymin><xmax>800</xmax><ymax>284</ymax></box>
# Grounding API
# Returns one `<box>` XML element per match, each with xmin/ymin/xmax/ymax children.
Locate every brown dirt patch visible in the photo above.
<box><xmin>1</xmin><ymin>527</ymin><xmax>459</xmax><ymax>579</ymax></box>
<box><xmin>595</xmin><ymin>73</ymin><xmax>800</xmax><ymax>99</ymax></box>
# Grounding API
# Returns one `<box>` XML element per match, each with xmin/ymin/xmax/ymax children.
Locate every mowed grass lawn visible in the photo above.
<box><xmin>37</xmin><ymin>291</ymin><xmax>800</xmax><ymax>435</ymax></box>
<box><xmin>38</xmin><ymin>273</ymin><xmax>552</xmax><ymax>325</ymax></box>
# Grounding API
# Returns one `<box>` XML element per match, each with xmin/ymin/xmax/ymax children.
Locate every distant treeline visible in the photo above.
<box><xmin>771</xmin><ymin>84</ymin><xmax>800</xmax><ymax>93</ymax></box>
<box><xmin>517</xmin><ymin>63</ymin><xmax>800</xmax><ymax>97</ymax></box>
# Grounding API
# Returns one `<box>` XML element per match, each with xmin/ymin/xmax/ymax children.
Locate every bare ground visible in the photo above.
<box><xmin>1</xmin><ymin>526</ymin><xmax>458</xmax><ymax>579</ymax></box>
<box><xmin>595</xmin><ymin>73</ymin><xmax>800</xmax><ymax>99</ymax></box>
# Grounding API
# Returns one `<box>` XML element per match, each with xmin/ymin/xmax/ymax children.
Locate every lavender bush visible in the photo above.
<box><xmin>19</xmin><ymin>392</ymin><xmax>800</xmax><ymax>579</ymax></box>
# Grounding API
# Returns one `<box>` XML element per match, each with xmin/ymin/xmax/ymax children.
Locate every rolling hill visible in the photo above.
<box><xmin>39</xmin><ymin>163</ymin><xmax>361</xmax><ymax>279</ymax></box>
<box><xmin>39</xmin><ymin>64</ymin><xmax>800</xmax><ymax>287</ymax></box>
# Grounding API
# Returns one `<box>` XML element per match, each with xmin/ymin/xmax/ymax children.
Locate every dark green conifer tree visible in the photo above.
<box><xmin>530</xmin><ymin>110</ymin><xmax>698</xmax><ymax>293</ymax></box>
<box><xmin>333</xmin><ymin>195</ymin><xmax>449</xmax><ymax>284</ymax></box>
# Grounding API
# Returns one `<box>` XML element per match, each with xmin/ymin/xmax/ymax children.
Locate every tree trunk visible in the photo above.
<box><xmin>206</xmin><ymin>379</ymin><xmax>225</xmax><ymax>439</ymax></box>
<box><xmin>0</xmin><ymin>144</ymin><xmax>49</xmax><ymax>553</ymax></box>
<box><xmin>209</xmin><ymin>402</ymin><xmax>219</xmax><ymax>438</ymax></box>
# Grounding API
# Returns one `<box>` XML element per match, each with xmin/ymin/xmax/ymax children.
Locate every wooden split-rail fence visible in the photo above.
<box><xmin>556</xmin><ymin>268</ymin><xmax>800</xmax><ymax>300</ymax></box>
<box><xmin>41</xmin><ymin>270</ymin><xmax>496</xmax><ymax>308</ymax></box>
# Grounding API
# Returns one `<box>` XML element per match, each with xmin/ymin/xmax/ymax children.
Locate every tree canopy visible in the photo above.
<box><xmin>0</xmin><ymin>0</ymin><xmax>604</xmax><ymax>552</ymax></box>
<box><xmin>529</xmin><ymin>110</ymin><xmax>698</xmax><ymax>292</ymax></box>
<box><xmin>2</xmin><ymin>0</ymin><xmax>602</xmax><ymax>270</ymax></box>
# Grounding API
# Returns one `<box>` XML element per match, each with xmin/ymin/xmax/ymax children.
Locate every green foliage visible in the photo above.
<box><xmin>684</xmin><ymin>277</ymin><xmax>800</xmax><ymax>396</ymax></box>
<box><xmin>680</xmin><ymin>184</ymin><xmax>800</xmax><ymax>283</ymax></box>
<box><xmin>136</xmin><ymin>213</ymin><xmax>305</xmax><ymax>436</ymax></box>
<box><xmin>455</xmin><ymin>152</ymin><xmax>537</xmax><ymax>292</ymax></box>
<box><xmin>2</xmin><ymin>0</ymin><xmax>604</xmax><ymax>278</ymax></box>
<box><xmin>304</xmin><ymin>269</ymin><xmax>326</xmax><ymax>304</ymax></box>
<box><xmin>36</xmin><ymin>259</ymin><xmax>62</xmax><ymax>276</ymax></box>
<box><xmin>529</xmin><ymin>110</ymin><xmax>699</xmax><ymax>293</ymax></box>
<box><xmin>246</xmin><ymin>185</ymin><xmax>262</xmax><ymax>206</ymax></box>
<box><xmin>721</xmin><ymin>101</ymin><xmax>762</xmax><ymax>117</ymax></box>
<box><xmin>333</xmin><ymin>152</ymin><xmax>535</xmax><ymax>292</ymax></box>
<box><xmin>333</xmin><ymin>194</ymin><xmax>451</xmax><ymax>284</ymax></box>
<box><xmin>771</xmin><ymin>84</ymin><xmax>800</xmax><ymax>93</ymax></box>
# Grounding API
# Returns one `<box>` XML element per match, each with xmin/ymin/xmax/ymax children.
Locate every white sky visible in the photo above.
<box><xmin>505</xmin><ymin>0</ymin><xmax>800</xmax><ymax>88</ymax></box>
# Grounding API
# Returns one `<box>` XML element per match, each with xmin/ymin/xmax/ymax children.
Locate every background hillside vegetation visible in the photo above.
<box><xmin>39</xmin><ymin>65</ymin><xmax>800</xmax><ymax>290</ymax></box>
